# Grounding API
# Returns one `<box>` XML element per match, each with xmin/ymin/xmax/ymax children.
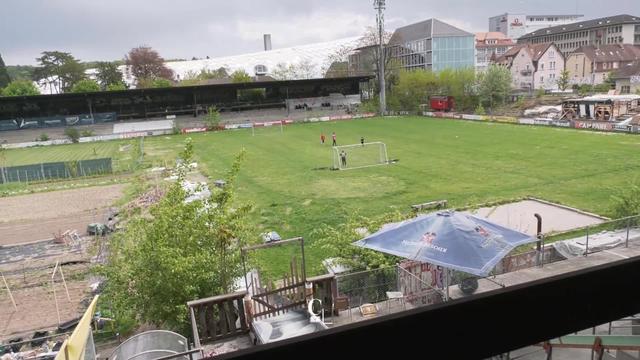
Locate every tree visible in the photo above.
<box><xmin>107</xmin><ymin>83</ymin><xmax>127</xmax><ymax>91</ymax></box>
<box><xmin>1</xmin><ymin>80</ymin><xmax>40</xmax><ymax>96</ymax></box>
<box><xmin>198</xmin><ymin>67</ymin><xmax>229</xmax><ymax>80</ymax></box>
<box><xmin>270</xmin><ymin>60</ymin><xmax>317</xmax><ymax>81</ymax></box>
<box><xmin>64</xmin><ymin>128</ymin><xmax>80</xmax><ymax>143</ymax></box>
<box><xmin>99</xmin><ymin>139</ymin><xmax>257</xmax><ymax>332</ymax></box>
<box><xmin>387</xmin><ymin>69</ymin><xmax>439</xmax><ymax>112</ymax></box>
<box><xmin>557</xmin><ymin>70</ymin><xmax>570</xmax><ymax>91</ymax></box>
<box><xmin>125</xmin><ymin>46</ymin><xmax>174</xmax><ymax>87</ymax></box>
<box><xmin>151</xmin><ymin>78</ymin><xmax>172</xmax><ymax>88</ymax></box>
<box><xmin>71</xmin><ymin>79</ymin><xmax>100</xmax><ymax>93</ymax></box>
<box><xmin>312</xmin><ymin>211</ymin><xmax>408</xmax><ymax>272</ymax></box>
<box><xmin>0</xmin><ymin>53</ymin><xmax>11</xmax><ymax>89</ymax></box>
<box><xmin>478</xmin><ymin>65</ymin><xmax>512</xmax><ymax>111</ymax></box>
<box><xmin>204</xmin><ymin>106</ymin><xmax>221</xmax><ymax>130</ymax></box>
<box><xmin>351</xmin><ymin>27</ymin><xmax>395</xmax><ymax>93</ymax></box>
<box><xmin>95</xmin><ymin>62</ymin><xmax>125</xmax><ymax>90</ymax></box>
<box><xmin>34</xmin><ymin>51</ymin><xmax>86</xmax><ymax>93</ymax></box>
<box><xmin>231</xmin><ymin>69</ymin><xmax>252</xmax><ymax>83</ymax></box>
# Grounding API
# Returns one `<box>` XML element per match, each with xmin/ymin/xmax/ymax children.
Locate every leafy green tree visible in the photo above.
<box><xmin>34</xmin><ymin>51</ymin><xmax>86</xmax><ymax>93</ymax></box>
<box><xmin>312</xmin><ymin>211</ymin><xmax>409</xmax><ymax>272</ymax></box>
<box><xmin>204</xmin><ymin>106</ymin><xmax>221</xmax><ymax>129</ymax></box>
<box><xmin>99</xmin><ymin>140</ymin><xmax>257</xmax><ymax>332</ymax></box>
<box><xmin>107</xmin><ymin>83</ymin><xmax>127</xmax><ymax>91</ymax></box>
<box><xmin>231</xmin><ymin>69</ymin><xmax>252</xmax><ymax>83</ymax></box>
<box><xmin>64</xmin><ymin>128</ymin><xmax>80</xmax><ymax>143</ymax></box>
<box><xmin>0</xmin><ymin>53</ymin><xmax>11</xmax><ymax>89</ymax></box>
<box><xmin>475</xmin><ymin>103</ymin><xmax>486</xmax><ymax>115</ymax></box>
<box><xmin>556</xmin><ymin>70</ymin><xmax>570</xmax><ymax>91</ymax></box>
<box><xmin>198</xmin><ymin>67</ymin><xmax>229</xmax><ymax>80</ymax></box>
<box><xmin>1</xmin><ymin>80</ymin><xmax>40</xmax><ymax>96</ymax></box>
<box><xmin>71</xmin><ymin>79</ymin><xmax>100</xmax><ymax>93</ymax></box>
<box><xmin>611</xmin><ymin>183</ymin><xmax>640</xmax><ymax>219</ymax></box>
<box><xmin>95</xmin><ymin>62</ymin><xmax>125</xmax><ymax>90</ymax></box>
<box><xmin>151</xmin><ymin>78</ymin><xmax>172</xmax><ymax>88</ymax></box>
<box><xmin>478</xmin><ymin>65</ymin><xmax>512</xmax><ymax>111</ymax></box>
<box><xmin>387</xmin><ymin>69</ymin><xmax>439</xmax><ymax>112</ymax></box>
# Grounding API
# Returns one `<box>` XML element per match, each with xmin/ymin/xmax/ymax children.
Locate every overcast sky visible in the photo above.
<box><xmin>1</xmin><ymin>0</ymin><xmax>638</xmax><ymax>65</ymax></box>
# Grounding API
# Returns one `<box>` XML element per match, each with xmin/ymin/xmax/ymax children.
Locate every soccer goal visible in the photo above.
<box><xmin>251</xmin><ymin>121</ymin><xmax>284</xmax><ymax>136</ymax></box>
<box><xmin>332</xmin><ymin>142</ymin><xmax>389</xmax><ymax>171</ymax></box>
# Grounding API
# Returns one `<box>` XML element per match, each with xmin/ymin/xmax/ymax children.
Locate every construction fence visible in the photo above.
<box><xmin>0</xmin><ymin>158</ymin><xmax>112</xmax><ymax>184</ymax></box>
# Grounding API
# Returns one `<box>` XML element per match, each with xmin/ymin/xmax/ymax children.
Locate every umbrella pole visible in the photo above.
<box><xmin>445</xmin><ymin>269</ymin><xmax>450</xmax><ymax>301</ymax></box>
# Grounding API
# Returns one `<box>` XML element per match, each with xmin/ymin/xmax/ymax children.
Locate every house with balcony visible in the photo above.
<box><xmin>566</xmin><ymin>44</ymin><xmax>640</xmax><ymax>85</ymax></box>
<box><xmin>494</xmin><ymin>43</ymin><xmax>564</xmax><ymax>90</ymax></box>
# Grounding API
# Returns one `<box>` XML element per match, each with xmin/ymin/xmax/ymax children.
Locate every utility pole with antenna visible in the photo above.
<box><xmin>374</xmin><ymin>0</ymin><xmax>387</xmax><ymax>115</ymax></box>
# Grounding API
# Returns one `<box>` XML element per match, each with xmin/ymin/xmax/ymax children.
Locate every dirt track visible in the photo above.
<box><xmin>0</xmin><ymin>184</ymin><xmax>125</xmax><ymax>245</ymax></box>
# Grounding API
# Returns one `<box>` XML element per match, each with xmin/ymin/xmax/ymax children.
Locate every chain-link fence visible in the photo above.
<box><xmin>0</xmin><ymin>158</ymin><xmax>112</xmax><ymax>184</ymax></box>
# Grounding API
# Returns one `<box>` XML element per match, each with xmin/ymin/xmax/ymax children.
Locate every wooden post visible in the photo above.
<box><xmin>1</xmin><ymin>272</ymin><xmax>17</xmax><ymax>310</ymax></box>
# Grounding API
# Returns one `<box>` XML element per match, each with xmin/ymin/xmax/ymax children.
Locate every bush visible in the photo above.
<box><xmin>38</xmin><ymin>133</ymin><xmax>50</xmax><ymax>142</ymax></box>
<box><xmin>204</xmin><ymin>106</ymin><xmax>220</xmax><ymax>130</ymax></box>
<box><xmin>535</xmin><ymin>88</ymin><xmax>545</xmax><ymax>98</ymax></box>
<box><xmin>474</xmin><ymin>104</ymin><xmax>486</xmax><ymax>115</ymax></box>
<box><xmin>71</xmin><ymin>79</ymin><xmax>100</xmax><ymax>93</ymax></box>
<box><xmin>64</xmin><ymin>128</ymin><xmax>80</xmax><ymax>143</ymax></box>
<box><xmin>81</xmin><ymin>129</ymin><xmax>95</xmax><ymax>137</ymax></box>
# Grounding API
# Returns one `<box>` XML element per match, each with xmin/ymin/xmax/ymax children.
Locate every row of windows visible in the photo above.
<box><xmin>635</xmin><ymin>34</ymin><xmax>640</xmax><ymax>43</ymax></box>
<box><xmin>539</xmin><ymin>61</ymin><xmax>557</xmax><ymax>71</ymax></box>
<box><xmin>607</xmin><ymin>25</ymin><xmax>623</xmax><ymax>34</ymax></box>
<box><xmin>636</xmin><ymin>25</ymin><xmax>640</xmax><ymax>33</ymax></box>
<box><xmin>529</xmin><ymin>17</ymin><xmax>559</xmax><ymax>22</ymax></box>
<box><xmin>607</xmin><ymin>36</ymin><xmax>624</xmax><ymax>44</ymax></box>
<box><xmin>559</xmin><ymin>41</ymin><xmax>588</xmax><ymax>50</ymax></box>
<box><xmin>531</xmin><ymin>30</ymin><xmax>589</xmax><ymax>44</ymax></box>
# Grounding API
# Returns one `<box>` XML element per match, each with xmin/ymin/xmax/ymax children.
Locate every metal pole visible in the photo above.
<box><xmin>374</xmin><ymin>0</ymin><xmax>387</xmax><ymax>115</ymax></box>
<box><xmin>445</xmin><ymin>268</ymin><xmax>450</xmax><ymax>301</ymax></box>
<box><xmin>585</xmin><ymin>226</ymin><xmax>590</xmax><ymax>257</ymax></box>
<box><xmin>626</xmin><ymin>218</ymin><xmax>631</xmax><ymax>248</ymax></box>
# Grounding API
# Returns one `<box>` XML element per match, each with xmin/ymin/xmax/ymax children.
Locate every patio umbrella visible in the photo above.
<box><xmin>353</xmin><ymin>210</ymin><xmax>536</xmax><ymax>277</ymax></box>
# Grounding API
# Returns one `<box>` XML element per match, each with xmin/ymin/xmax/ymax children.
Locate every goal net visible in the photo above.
<box><xmin>332</xmin><ymin>142</ymin><xmax>389</xmax><ymax>171</ymax></box>
<box><xmin>252</xmin><ymin>121</ymin><xmax>284</xmax><ymax>136</ymax></box>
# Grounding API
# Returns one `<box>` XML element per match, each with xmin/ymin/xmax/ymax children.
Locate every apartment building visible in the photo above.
<box><xmin>566</xmin><ymin>44</ymin><xmax>640</xmax><ymax>85</ymax></box>
<box><xmin>489</xmin><ymin>13</ymin><xmax>583</xmax><ymax>40</ymax></box>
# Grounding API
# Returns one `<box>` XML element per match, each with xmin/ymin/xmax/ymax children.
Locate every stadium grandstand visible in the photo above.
<box><xmin>0</xmin><ymin>76</ymin><xmax>371</xmax><ymax>130</ymax></box>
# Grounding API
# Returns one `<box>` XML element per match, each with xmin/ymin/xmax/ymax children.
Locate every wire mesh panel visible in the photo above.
<box><xmin>335</xmin><ymin>267</ymin><xmax>398</xmax><ymax>307</ymax></box>
<box><xmin>110</xmin><ymin>330</ymin><xmax>188</xmax><ymax>360</ymax></box>
<box><xmin>332</xmin><ymin>142</ymin><xmax>388</xmax><ymax>170</ymax></box>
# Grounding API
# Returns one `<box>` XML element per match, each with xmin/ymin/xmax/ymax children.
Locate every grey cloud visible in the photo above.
<box><xmin>1</xmin><ymin>0</ymin><xmax>638</xmax><ymax>65</ymax></box>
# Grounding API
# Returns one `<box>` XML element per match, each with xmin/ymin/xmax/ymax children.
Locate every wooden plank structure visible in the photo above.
<box><xmin>411</xmin><ymin>200</ymin><xmax>448</xmax><ymax>212</ymax></box>
<box><xmin>241</xmin><ymin>238</ymin><xmax>310</xmax><ymax>321</ymax></box>
<box><xmin>187</xmin><ymin>291</ymin><xmax>249</xmax><ymax>348</ymax></box>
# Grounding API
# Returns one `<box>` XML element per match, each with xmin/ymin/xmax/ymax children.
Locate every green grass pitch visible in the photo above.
<box><xmin>5</xmin><ymin>116</ymin><xmax>640</xmax><ymax>276</ymax></box>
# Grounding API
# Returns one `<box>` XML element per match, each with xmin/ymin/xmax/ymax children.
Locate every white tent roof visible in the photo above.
<box><xmin>122</xmin><ymin>36</ymin><xmax>360</xmax><ymax>85</ymax></box>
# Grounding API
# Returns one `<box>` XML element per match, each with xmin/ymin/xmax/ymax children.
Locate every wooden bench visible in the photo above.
<box><xmin>411</xmin><ymin>200</ymin><xmax>448</xmax><ymax>212</ymax></box>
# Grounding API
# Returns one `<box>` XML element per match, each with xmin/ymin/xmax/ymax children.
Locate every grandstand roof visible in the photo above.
<box><xmin>121</xmin><ymin>37</ymin><xmax>361</xmax><ymax>86</ymax></box>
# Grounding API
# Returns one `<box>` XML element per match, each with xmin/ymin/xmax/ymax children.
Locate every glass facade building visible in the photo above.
<box><xmin>432</xmin><ymin>36</ymin><xmax>475</xmax><ymax>71</ymax></box>
<box><xmin>386</xmin><ymin>19</ymin><xmax>475</xmax><ymax>73</ymax></box>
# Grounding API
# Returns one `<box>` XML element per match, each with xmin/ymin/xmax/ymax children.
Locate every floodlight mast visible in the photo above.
<box><xmin>374</xmin><ymin>0</ymin><xmax>387</xmax><ymax>115</ymax></box>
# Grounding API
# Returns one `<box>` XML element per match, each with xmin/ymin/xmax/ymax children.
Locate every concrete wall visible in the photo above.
<box><xmin>567</xmin><ymin>53</ymin><xmax>595</xmax><ymax>85</ymax></box>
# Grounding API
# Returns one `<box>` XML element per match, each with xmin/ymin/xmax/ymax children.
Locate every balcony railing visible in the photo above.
<box><xmin>520</xmin><ymin>69</ymin><xmax>532</xmax><ymax>76</ymax></box>
<box><xmin>187</xmin><ymin>290</ymin><xmax>249</xmax><ymax>348</ymax></box>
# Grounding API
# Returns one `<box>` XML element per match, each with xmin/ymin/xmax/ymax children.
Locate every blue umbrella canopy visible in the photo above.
<box><xmin>353</xmin><ymin>211</ymin><xmax>536</xmax><ymax>276</ymax></box>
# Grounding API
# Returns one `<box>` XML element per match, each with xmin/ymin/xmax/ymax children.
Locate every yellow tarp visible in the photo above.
<box><xmin>55</xmin><ymin>295</ymin><xmax>99</xmax><ymax>360</ymax></box>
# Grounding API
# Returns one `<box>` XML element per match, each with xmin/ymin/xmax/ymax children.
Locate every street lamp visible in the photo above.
<box><xmin>374</xmin><ymin>0</ymin><xmax>387</xmax><ymax>115</ymax></box>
